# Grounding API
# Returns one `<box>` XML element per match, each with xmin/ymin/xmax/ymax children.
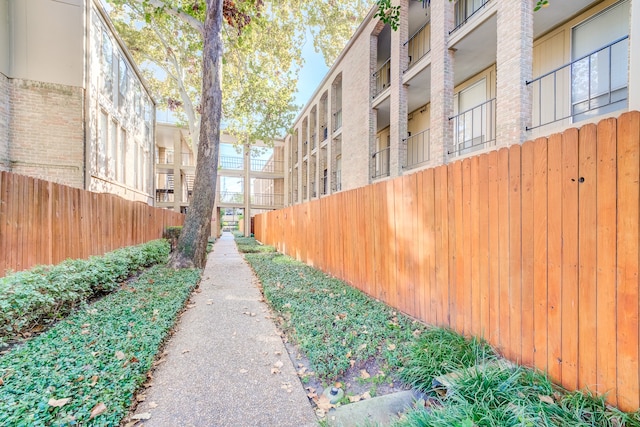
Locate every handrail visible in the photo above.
<box><xmin>450</xmin><ymin>0</ymin><xmax>491</xmax><ymax>34</ymax></box>
<box><xmin>404</xmin><ymin>128</ymin><xmax>430</xmax><ymax>169</ymax></box>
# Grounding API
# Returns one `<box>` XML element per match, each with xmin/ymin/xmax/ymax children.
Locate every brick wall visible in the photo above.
<box><xmin>8</xmin><ymin>78</ymin><xmax>84</xmax><ymax>188</ymax></box>
<box><xmin>0</xmin><ymin>73</ymin><xmax>9</xmax><ymax>171</ymax></box>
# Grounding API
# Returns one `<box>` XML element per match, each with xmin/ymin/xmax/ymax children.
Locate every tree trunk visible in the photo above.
<box><xmin>168</xmin><ymin>0</ymin><xmax>223</xmax><ymax>269</ymax></box>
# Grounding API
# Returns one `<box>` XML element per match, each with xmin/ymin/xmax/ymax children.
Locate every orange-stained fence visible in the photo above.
<box><xmin>254</xmin><ymin>111</ymin><xmax>640</xmax><ymax>412</ymax></box>
<box><xmin>0</xmin><ymin>171</ymin><xmax>184</xmax><ymax>277</ymax></box>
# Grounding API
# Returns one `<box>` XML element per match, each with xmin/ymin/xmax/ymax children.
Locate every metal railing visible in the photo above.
<box><xmin>451</xmin><ymin>0</ymin><xmax>491</xmax><ymax>34</ymax></box>
<box><xmin>251</xmin><ymin>193</ymin><xmax>284</xmax><ymax>207</ymax></box>
<box><xmin>219</xmin><ymin>156</ymin><xmax>243</xmax><ymax>170</ymax></box>
<box><xmin>218</xmin><ymin>191</ymin><xmax>244</xmax><ymax>204</ymax></box>
<box><xmin>449</xmin><ymin>98</ymin><xmax>496</xmax><ymax>157</ymax></box>
<box><xmin>405</xmin><ymin>22</ymin><xmax>430</xmax><ymax>69</ymax></box>
<box><xmin>181</xmin><ymin>152</ymin><xmax>194</xmax><ymax>166</ymax></box>
<box><xmin>527</xmin><ymin>36</ymin><xmax>629</xmax><ymax>131</ymax></box>
<box><xmin>372</xmin><ymin>147</ymin><xmax>391</xmax><ymax>179</ymax></box>
<box><xmin>250</xmin><ymin>158</ymin><xmax>284</xmax><ymax>173</ymax></box>
<box><xmin>404</xmin><ymin>128</ymin><xmax>430</xmax><ymax>169</ymax></box>
<box><xmin>373</xmin><ymin>58</ymin><xmax>391</xmax><ymax>98</ymax></box>
<box><xmin>333</xmin><ymin>109</ymin><xmax>343</xmax><ymax>131</ymax></box>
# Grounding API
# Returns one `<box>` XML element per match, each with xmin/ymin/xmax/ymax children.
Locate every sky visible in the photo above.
<box><xmin>293</xmin><ymin>31</ymin><xmax>330</xmax><ymax>110</ymax></box>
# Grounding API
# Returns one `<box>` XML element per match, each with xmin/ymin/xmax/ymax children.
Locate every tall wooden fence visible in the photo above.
<box><xmin>255</xmin><ymin>111</ymin><xmax>640</xmax><ymax>412</ymax></box>
<box><xmin>0</xmin><ymin>171</ymin><xmax>184</xmax><ymax>277</ymax></box>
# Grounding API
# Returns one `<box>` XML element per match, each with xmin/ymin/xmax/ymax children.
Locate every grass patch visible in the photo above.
<box><xmin>243</xmin><ymin>248</ymin><xmax>426</xmax><ymax>382</ymax></box>
<box><xmin>396</xmin><ymin>364</ymin><xmax>640</xmax><ymax>427</ymax></box>
<box><xmin>399</xmin><ymin>328</ymin><xmax>496</xmax><ymax>393</ymax></box>
<box><xmin>0</xmin><ymin>265</ymin><xmax>201</xmax><ymax>426</ymax></box>
<box><xmin>235</xmin><ymin>236</ymin><xmax>276</xmax><ymax>254</ymax></box>
<box><xmin>0</xmin><ymin>240</ymin><xmax>170</xmax><ymax>344</ymax></box>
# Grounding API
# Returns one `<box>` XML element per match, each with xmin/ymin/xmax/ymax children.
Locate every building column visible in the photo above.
<box><xmin>496</xmin><ymin>0</ymin><xmax>533</xmax><ymax>146</ymax></box>
<box><xmin>429</xmin><ymin>0</ymin><xmax>455</xmax><ymax>165</ymax></box>
<box><xmin>244</xmin><ymin>143</ymin><xmax>251</xmax><ymax>237</ymax></box>
<box><xmin>389</xmin><ymin>0</ymin><xmax>409</xmax><ymax>177</ymax></box>
<box><xmin>629</xmin><ymin>0</ymin><xmax>640</xmax><ymax>111</ymax></box>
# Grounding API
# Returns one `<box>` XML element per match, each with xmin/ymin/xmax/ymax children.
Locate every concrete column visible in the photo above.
<box><xmin>244</xmin><ymin>143</ymin><xmax>251</xmax><ymax>237</ymax></box>
<box><xmin>496</xmin><ymin>0</ymin><xmax>533</xmax><ymax>146</ymax></box>
<box><xmin>173</xmin><ymin>133</ymin><xmax>183</xmax><ymax>212</ymax></box>
<box><xmin>629</xmin><ymin>0</ymin><xmax>640</xmax><ymax>111</ymax></box>
<box><xmin>429</xmin><ymin>0</ymin><xmax>455</xmax><ymax>165</ymax></box>
<box><xmin>389</xmin><ymin>0</ymin><xmax>409</xmax><ymax>176</ymax></box>
<box><xmin>327</xmin><ymin>86</ymin><xmax>333</xmax><ymax>195</ymax></box>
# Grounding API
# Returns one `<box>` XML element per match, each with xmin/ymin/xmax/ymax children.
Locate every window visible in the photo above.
<box><xmin>571</xmin><ymin>0</ymin><xmax>629</xmax><ymax>121</ymax></box>
<box><xmin>452</xmin><ymin>78</ymin><xmax>495</xmax><ymax>155</ymax></box>
<box><xmin>101</xmin><ymin>30</ymin><xmax>113</xmax><ymax>101</ymax></box>
<box><xmin>118</xmin><ymin>57</ymin><xmax>128</xmax><ymax>109</ymax></box>
<box><xmin>98</xmin><ymin>111</ymin><xmax>108</xmax><ymax>176</ymax></box>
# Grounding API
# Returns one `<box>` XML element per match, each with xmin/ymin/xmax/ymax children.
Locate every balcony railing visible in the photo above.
<box><xmin>332</xmin><ymin>170</ymin><xmax>342</xmax><ymax>192</ymax></box>
<box><xmin>527</xmin><ymin>35</ymin><xmax>629</xmax><ymax>131</ymax></box>
<box><xmin>405</xmin><ymin>22</ymin><xmax>430</xmax><ymax>69</ymax></box>
<box><xmin>449</xmin><ymin>98</ymin><xmax>496</xmax><ymax>157</ymax></box>
<box><xmin>451</xmin><ymin>0</ymin><xmax>491</xmax><ymax>34</ymax></box>
<box><xmin>250</xmin><ymin>158</ymin><xmax>284</xmax><ymax>173</ymax></box>
<box><xmin>251</xmin><ymin>193</ymin><xmax>284</xmax><ymax>207</ymax></box>
<box><xmin>404</xmin><ymin>128</ymin><xmax>430</xmax><ymax>170</ymax></box>
<box><xmin>373</xmin><ymin>58</ymin><xmax>391</xmax><ymax>98</ymax></box>
<box><xmin>219</xmin><ymin>156</ymin><xmax>243</xmax><ymax>170</ymax></box>
<box><xmin>333</xmin><ymin>109</ymin><xmax>342</xmax><ymax>131</ymax></box>
<box><xmin>310</xmin><ymin>181</ymin><xmax>317</xmax><ymax>198</ymax></box>
<box><xmin>157</xmin><ymin>151</ymin><xmax>174</xmax><ymax>165</ymax></box>
<box><xmin>219</xmin><ymin>191</ymin><xmax>244</xmax><ymax>204</ymax></box>
<box><xmin>181</xmin><ymin>152</ymin><xmax>194</xmax><ymax>166</ymax></box>
<box><xmin>372</xmin><ymin>147</ymin><xmax>391</xmax><ymax>179</ymax></box>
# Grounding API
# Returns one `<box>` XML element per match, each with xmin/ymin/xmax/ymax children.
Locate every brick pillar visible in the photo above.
<box><xmin>389</xmin><ymin>0</ymin><xmax>409</xmax><ymax>176</ymax></box>
<box><xmin>496</xmin><ymin>0</ymin><xmax>533</xmax><ymax>146</ymax></box>
<box><xmin>369</xmin><ymin>27</ymin><xmax>381</xmax><ymax>182</ymax></box>
<box><xmin>429</xmin><ymin>0</ymin><xmax>455</xmax><ymax>165</ymax></box>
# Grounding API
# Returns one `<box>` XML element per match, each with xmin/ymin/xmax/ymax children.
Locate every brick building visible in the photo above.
<box><xmin>0</xmin><ymin>0</ymin><xmax>155</xmax><ymax>204</ymax></box>
<box><xmin>285</xmin><ymin>0</ymin><xmax>640</xmax><ymax>205</ymax></box>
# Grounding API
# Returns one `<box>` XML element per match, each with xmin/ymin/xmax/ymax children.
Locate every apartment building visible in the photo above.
<box><xmin>217</xmin><ymin>134</ymin><xmax>286</xmax><ymax>235</ymax></box>
<box><xmin>286</xmin><ymin>0</ymin><xmax>640</xmax><ymax>204</ymax></box>
<box><xmin>155</xmin><ymin>120</ymin><xmax>195</xmax><ymax>213</ymax></box>
<box><xmin>0</xmin><ymin>0</ymin><xmax>156</xmax><ymax>204</ymax></box>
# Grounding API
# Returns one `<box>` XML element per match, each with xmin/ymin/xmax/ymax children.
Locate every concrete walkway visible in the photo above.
<box><xmin>133</xmin><ymin>233</ymin><xmax>317</xmax><ymax>426</ymax></box>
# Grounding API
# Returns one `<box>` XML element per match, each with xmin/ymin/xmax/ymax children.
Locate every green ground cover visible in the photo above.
<box><xmin>238</xmin><ymin>235</ymin><xmax>640</xmax><ymax>426</ymax></box>
<box><xmin>0</xmin><ymin>253</ymin><xmax>200</xmax><ymax>426</ymax></box>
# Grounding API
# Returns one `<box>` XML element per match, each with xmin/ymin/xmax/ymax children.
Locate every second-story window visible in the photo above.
<box><xmin>118</xmin><ymin>57</ymin><xmax>128</xmax><ymax>110</ymax></box>
<box><xmin>101</xmin><ymin>30</ymin><xmax>113</xmax><ymax>101</ymax></box>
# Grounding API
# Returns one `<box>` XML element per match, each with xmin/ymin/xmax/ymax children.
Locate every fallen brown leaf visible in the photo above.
<box><xmin>273</xmin><ymin>360</ymin><xmax>284</xmax><ymax>369</ymax></box>
<box><xmin>315</xmin><ymin>394</ymin><xmax>335</xmax><ymax>411</ymax></box>
<box><xmin>90</xmin><ymin>375</ymin><xmax>99</xmax><ymax>387</ymax></box>
<box><xmin>360</xmin><ymin>369</ymin><xmax>371</xmax><ymax>379</ymax></box>
<box><xmin>361</xmin><ymin>391</ymin><xmax>372</xmax><ymax>400</ymax></box>
<box><xmin>387</xmin><ymin>343</ymin><xmax>396</xmax><ymax>351</ymax></box>
<box><xmin>115</xmin><ymin>351</ymin><xmax>126</xmax><ymax>360</ymax></box>
<box><xmin>539</xmin><ymin>394</ymin><xmax>555</xmax><ymax>405</ymax></box>
<box><xmin>271</xmin><ymin>368</ymin><xmax>281</xmax><ymax>374</ymax></box>
<box><xmin>89</xmin><ymin>402</ymin><xmax>107</xmax><ymax>419</ymax></box>
<box><xmin>148</xmin><ymin>402</ymin><xmax>158</xmax><ymax>409</ymax></box>
<box><xmin>348</xmin><ymin>395</ymin><xmax>361</xmax><ymax>403</ymax></box>
<box><xmin>131</xmin><ymin>413</ymin><xmax>152</xmax><ymax>420</ymax></box>
<box><xmin>48</xmin><ymin>397</ymin><xmax>71</xmax><ymax>408</ymax></box>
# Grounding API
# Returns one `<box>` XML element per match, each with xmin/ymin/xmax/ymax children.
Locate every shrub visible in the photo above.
<box><xmin>0</xmin><ymin>239</ymin><xmax>170</xmax><ymax>343</ymax></box>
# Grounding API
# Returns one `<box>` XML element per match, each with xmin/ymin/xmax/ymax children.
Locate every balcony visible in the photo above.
<box><xmin>527</xmin><ymin>36</ymin><xmax>629</xmax><ymax>131</ymax></box>
<box><xmin>333</xmin><ymin>109</ymin><xmax>342</xmax><ymax>131</ymax></box>
<box><xmin>219</xmin><ymin>156</ymin><xmax>244</xmax><ymax>170</ymax></box>
<box><xmin>310</xmin><ymin>181</ymin><xmax>317</xmax><ymax>198</ymax></box>
<box><xmin>449</xmin><ymin>98</ymin><xmax>496</xmax><ymax>157</ymax></box>
<box><xmin>250</xmin><ymin>158</ymin><xmax>284</xmax><ymax>174</ymax></box>
<box><xmin>251</xmin><ymin>193</ymin><xmax>284</xmax><ymax>207</ymax></box>
<box><xmin>373</xmin><ymin>58</ymin><xmax>391</xmax><ymax>98</ymax></box>
<box><xmin>372</xmin><ymin>147</ymin><xmax>390</xmax><ymax>179</ymax></box>
<box><xmin>451</xmin><ymin>0</ymin><xmax>491</xmax><ymax>34</ymax></box>
<box><xmin>404</xmin><ymin>128</ymin><xmax>430</xmax><ymax>170</ymax></box>
<box><xmin>405</xmin><ymin>22</ymin><xmax>430</xmax><ymax>70</ymax></box>
<box><xmin>219</xmin><ymin>191</ymin><xmax>244</xmax><ymax>204</ymax></box>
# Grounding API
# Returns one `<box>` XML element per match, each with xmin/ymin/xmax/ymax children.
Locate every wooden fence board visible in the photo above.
<box><xmin>616</xmin><ymin>112</ymin><xmax>640</xmax><ymax>410</ymax></box>
<box><xmin>533</xmin><ymin>138</ymin><xmax>549</xmax><ymax>372</ymax></box>
<box><xmin>521</xmin><ymin>141</ymin><xmax>535</xmax><ymax>367</ymax></box>
<box><xmin>596</xmin><ymin>118</ymin><xmax>618</xmax><ymax>406</ymax></box>
<box><xmin>462</xmin><ymin>158</ymin><xmax>473</xmax><ymax>335</ymax></box>
<box><xmin>477</xmin><ymin>154</ymin><xmax>490</xmax><ymax>340</ymax></box>
<box><xmin>561</xmin><ymin>127</ymin><xmax>579</xmax><ymax>391</ymax></box>
<box><xmin>547</xmin><ymin>132</ymin><xmax>563</xmax><ymax>383</ymax></box>
<box><xmin>578</xmin><ymin>123</ymin><xmax>598</xmax><ymax>390</ymax></box>
<box><xmin>487</xmin><ymin>151</ymin><xmax>500</xmax><ymax>344</ymax></box>
<box><xmin>498</xmin><ymin>148</ymin><xmax>511</xmax><ymax>356</ymax></box>
<box><xmin>509</xmin><ymin>146</ymin><xmax>523</xmax><ymax>363</ymax></box>
<box><xmin>451</xmin><ymin>160</ymin><xmax>464</xmax><ymax>332</ymax></box>
<box><xmin>435</xmin><ymin>166</ymin><xmax>449</xmax><ymax>327</ymax></box>
<box><xmin>470</xmin><ymin>156</ymin><xmax>482</xmax><ymax>337</ymax></box>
